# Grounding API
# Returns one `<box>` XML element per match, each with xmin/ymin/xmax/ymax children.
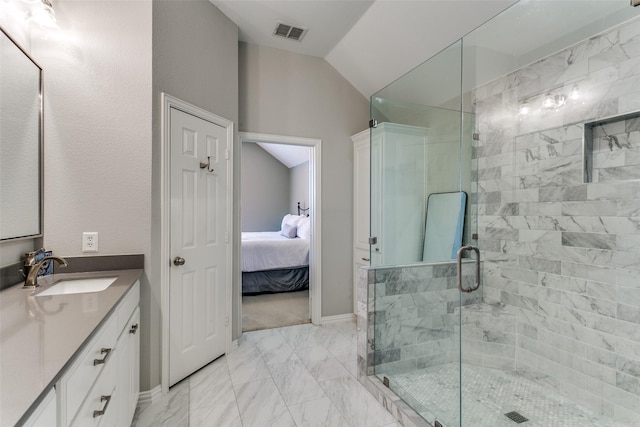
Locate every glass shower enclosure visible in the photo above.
<box><xmin>368</xmin><ymin>1</ymin><xmax>640</xmax><ymax>426</ymax></box>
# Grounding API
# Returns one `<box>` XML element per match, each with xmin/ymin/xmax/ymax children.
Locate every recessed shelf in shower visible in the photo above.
<box><xmin>583</xmin><ymin>111</ymin><xmax>640</xmax><ymax>183</ymax></box>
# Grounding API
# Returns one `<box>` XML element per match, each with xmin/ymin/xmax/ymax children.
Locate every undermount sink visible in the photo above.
<box><xmin>37</xmin><ymin>277</ymin><xmax>118</xmax><ymax>296</ymax></box>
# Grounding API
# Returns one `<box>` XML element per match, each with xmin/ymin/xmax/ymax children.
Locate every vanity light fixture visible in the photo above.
<box><xmin>518</xmin><ymin>101</ymin><xmax>531</xmax><ymax>115</ymax></box>
<box><xmin>27</xmin><ymin>0</ymin><xmax>59</xmax><ymax>31</ymax></box>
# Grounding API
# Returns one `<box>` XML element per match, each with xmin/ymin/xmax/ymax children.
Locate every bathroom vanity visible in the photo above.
<box><xmin>0</xmin><ymin>269</ymin><xmax>142</xmax><ymax>426</ymax></box>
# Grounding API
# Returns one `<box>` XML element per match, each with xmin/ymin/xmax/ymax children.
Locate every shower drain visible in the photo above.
<box><xmin>504</xmin><ymin>411</ymin><xmax>529</xmax><ymax>423</ymax></box>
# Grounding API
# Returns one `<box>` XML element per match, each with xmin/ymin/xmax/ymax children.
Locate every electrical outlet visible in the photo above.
<box><xmin>82</xmin><ymin>232</ymin><xmax>99</xmax><ymax>252</ymax></box>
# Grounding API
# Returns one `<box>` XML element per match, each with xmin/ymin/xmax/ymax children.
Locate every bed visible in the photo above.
<box><xmin>241</xmin><ymin>213</ymin><xmax>310</xmax><ymax>294</ymax></box>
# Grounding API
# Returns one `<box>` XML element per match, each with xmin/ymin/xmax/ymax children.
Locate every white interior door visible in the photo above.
<box><xmin>169</xmin><ymin>107</ymin><xmax>228</xmax><ymax>386</ymax></box>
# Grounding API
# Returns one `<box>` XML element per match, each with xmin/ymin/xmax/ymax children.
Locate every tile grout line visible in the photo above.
<box><xmin>275</xmin><ymin>329</ymin><xmax>308</xmax><ymax>426</ymax></box>
<box><xmin>224</xmin><ymin>355</ymin><xmax>245</xmax><ymax>427</ymax></box>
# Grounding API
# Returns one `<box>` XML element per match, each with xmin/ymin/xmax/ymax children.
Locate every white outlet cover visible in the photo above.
<box><xmin>82</xmin><ymin>232</ymin><xmax>99</xmax><ymax>252</ymax></box>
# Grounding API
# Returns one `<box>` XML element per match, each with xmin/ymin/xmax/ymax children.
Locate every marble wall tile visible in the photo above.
<box><xmin>562</xmin><ymin>231</ymin><xmax>616</xmax><ymax>249</ymax></box>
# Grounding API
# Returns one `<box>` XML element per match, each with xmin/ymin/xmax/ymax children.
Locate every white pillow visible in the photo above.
<box><xmin>297</xmin><ymin>217</ymin><xmax>311</xmax><ymax>239</ymax></box>
<box><xmin>281</xmin><ymin>214</ymin><xmax>303</xmax><ymax>230</ymax></box>
<box><xmin>280</xmin><ymin>224</ymin><xmax>297</xmax><ymax>239</ymax></box>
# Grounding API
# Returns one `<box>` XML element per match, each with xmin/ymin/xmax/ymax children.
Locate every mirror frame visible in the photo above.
<box><xmin>1</xmin><ymin>28</ymin><xmax>44</xmax><ymax>241</ymax></box>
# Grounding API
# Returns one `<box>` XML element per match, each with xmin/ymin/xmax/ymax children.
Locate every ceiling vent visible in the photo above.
<box><xmin>273</xmin><ymin>22</ymin><xmax>307</xmax><ymax>42</ymax></box>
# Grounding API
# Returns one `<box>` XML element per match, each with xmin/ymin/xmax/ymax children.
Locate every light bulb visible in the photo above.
<box><xmin>570</xmin><ymin>85</ymin><xmax>580</xmax><ymax>100</ymax></box>
<box><xmin>542</xmin><ymin>94</ymin><xmax>554</xmax><ymax>109</ymax></box>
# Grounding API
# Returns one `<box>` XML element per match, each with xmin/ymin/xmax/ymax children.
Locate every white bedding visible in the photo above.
<box><xmin>241</xmin><ymin>231</ymin><xmax>309</xmax><ymax>272</ymax></box>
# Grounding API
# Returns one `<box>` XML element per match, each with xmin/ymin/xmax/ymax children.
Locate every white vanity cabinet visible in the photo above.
<box><xmin>23</xmin><ymin>389</ymin><xmax>56</xmax><ymax>427</ymax></box>
<box><xmin>58</xmin><ymin>281</ymin><xmax>140</xmax><ymax>427</ymax></box>
<box><xmin>117</xmin><ymin>306</ymin><xmax>140</xmax><ymax>426</ymax></box>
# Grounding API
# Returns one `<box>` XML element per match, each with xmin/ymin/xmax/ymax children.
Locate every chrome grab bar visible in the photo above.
<box><xmin>457</xmin><ymin>245</ymin><xmax>480</xmax><ymax>293</ymax></box>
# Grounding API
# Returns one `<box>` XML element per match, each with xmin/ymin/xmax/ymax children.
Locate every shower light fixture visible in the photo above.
<box><xmin>542</xmin><ymin>93</ymin><xmax>566</xmax><ymax>110</ymax></box>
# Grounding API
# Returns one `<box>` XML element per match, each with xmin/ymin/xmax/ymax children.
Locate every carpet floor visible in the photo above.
<box><xmin>242</xmin><ymin>289</ymin><xmax>310</xmax><ymax>332</ymax></box>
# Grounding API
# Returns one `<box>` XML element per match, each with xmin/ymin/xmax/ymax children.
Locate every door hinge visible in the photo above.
<box><xmin>368</xmin><ymin>236</ymin><xmax>378</xmax><ymax>245</ymax></box>
<box><xmin>369</xmin><ymin>119</ymin><xmax>377</xmax><ymax>128</ymax></box>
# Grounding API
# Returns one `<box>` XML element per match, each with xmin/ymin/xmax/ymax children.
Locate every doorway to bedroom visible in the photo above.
<box><xmin>239</xmin><ymin>132</ymin><xmax>321</xmax><ymax>332</ymax></box>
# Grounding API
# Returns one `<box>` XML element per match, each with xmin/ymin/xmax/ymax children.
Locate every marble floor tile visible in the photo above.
<box><xmin>295</xmin><ymin>345</ymin><xmax>351</xmax><ymax>382</ymax></box>
<box><xmin>133</xmin><ymin>380</ymin><xmax>189</xmax><ymax>427</ymax></box>
<box><xmin>288</xmin><ymin>396</ymin><xmax>350</xmax><ymax>427</ymax></box>
<box><xmin>279</xmin><ymin>323</ymin><xmax>331</xmax><ymax>349</ymax></box>
<box><xmin>225</xmin><ymin>342</ymin><xmax>271</xmax><ymax>386</ymax></box>
<box><xmin>189</xmin><ymin>356</ymin><xmax>242</xmax><ymax>427</ymax></box>
<box><xmin>247</xmin><ymin>328</ymin><xmax>296</xmax><ymax>365</ymax></box>
<box><xmin>320</xmin><ymin>375</ymin><xmax>398</xmax><ymax>427</ymax></box>
<box><xmin>134</xmin><ymin>319</ymin><xmax>400</xmax><ymax>427</ymax></box>
<box><xmin>268</xmin><ymin>356</ymin><xmax>326</xmax><ymax>405</ymax></box>
<box><xmin>235</xmin><ymin>378</ymin><xmax>296</xmax><ymax>427</ymax></box>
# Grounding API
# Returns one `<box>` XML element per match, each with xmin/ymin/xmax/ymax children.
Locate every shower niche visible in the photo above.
<box><xmin>584</xmin><ymin>111</ymin><xmax>640</xmax><ymax>183</ymax></box>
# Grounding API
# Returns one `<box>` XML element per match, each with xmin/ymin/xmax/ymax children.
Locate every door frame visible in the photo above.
<box><xmin>239</xmin><ymin>132</ymin><xmax>322</xmax><ymax>326</ymax></box>
<box><xmin>160</xmin><ymin>93</ymin><xmax>233</xmax><ymax>393</ymax></box>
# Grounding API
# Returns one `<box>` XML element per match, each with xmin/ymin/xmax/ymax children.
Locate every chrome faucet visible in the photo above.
<box><xmin>22</xmin><ymin>249</ymin><xmax>68</xmax><ymax>289</ymax></box>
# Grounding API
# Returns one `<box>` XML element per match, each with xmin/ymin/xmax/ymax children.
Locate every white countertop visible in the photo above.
<box><xmin>0</xmin><ymin>269</ymin><xmax>142</xmax><ymax>426</ymax></box>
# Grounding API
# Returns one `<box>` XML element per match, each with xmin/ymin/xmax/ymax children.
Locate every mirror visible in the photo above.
<box><xmin>422</xmin><ymin>191</ymin><xmax>466</xmax><ymax>263</ymax></box>
<box><xmin>1</xmin><ymin>29</ymin><xmax>43</xmax><ymax>240</ymax></box>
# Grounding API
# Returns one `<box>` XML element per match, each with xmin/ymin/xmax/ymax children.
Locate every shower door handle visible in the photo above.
<box><xmin>457</xmin><ymin>245</ymin><xmax>480</xmax><ymax>293</ymax></box>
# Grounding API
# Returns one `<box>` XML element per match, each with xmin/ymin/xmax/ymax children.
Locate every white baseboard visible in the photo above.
<box><xmin>137</xmin><ymin>385</ymin><xmax>162</xmax><ymax>410</ymax></box>
<box><xmin>320</xmin><ymin>313</ymin><xmax>355</xmax><ymax>325</ymax></box>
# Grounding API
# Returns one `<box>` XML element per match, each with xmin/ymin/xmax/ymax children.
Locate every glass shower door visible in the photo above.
<box><xmin>370</xmin><ymin>39</ymin><xmax>468</xmax><ymax>427</ymax></box>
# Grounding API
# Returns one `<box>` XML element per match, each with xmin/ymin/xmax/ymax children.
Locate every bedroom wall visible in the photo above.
<box><xmin>290</xmin><ymin>161</ymin><xmax>309</xmax><ymax>215</ymax></box>
<box><xmin>241</xmin><ymin>142</ymin><xmax>290</xmax><ymax>231</ymax></box>
<box><xmin>239</xmin><ymin>42</ymin><xmax>369</xmax><ymax>317</ymax></box>
<box><xmin>152</xmin><ymin>0</ymin><xmax>238</xmax><ymax>390</ymax></box>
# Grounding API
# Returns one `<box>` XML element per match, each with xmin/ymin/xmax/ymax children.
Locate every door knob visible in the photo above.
<box><xmin>173</xmin><ymin>256</ymin><xmax>185</xmax><ymax>266</ymax></box>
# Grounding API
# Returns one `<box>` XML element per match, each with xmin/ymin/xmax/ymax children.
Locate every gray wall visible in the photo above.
<box><xmin>24</xmin><ymin>0</ymin><xmax>154</xmax><ymax>392</ymax></box>
<box><xmin>290</xmin><ymin>161</ymin><xmax>309</xmax><ymax>215</ymax></box>
<box><xmin>241</xmin><ymin>143</ymin><xmax>290</xmax><ymax>231</ymax></box>
<box><xmin>239</xmin><ymin>42</ymin><xmax>369</xmax><ymax>317</ymax></box>
<box><xmin>152</xmin><ymin>0</ymin><xmax>238</xmax><ymax>390</ymax></box>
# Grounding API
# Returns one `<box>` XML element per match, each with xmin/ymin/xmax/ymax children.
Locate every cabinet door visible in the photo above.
<box><xmin>117</xmin><ymin>307</ymin><xmax>140</xmax><ymax>427</ymax></box>
<box><xmin>23</xmin><ymin>388</ymin><xmax>56</xmax><ymax>427</ymax></box>
<box><xmin>353</xmin><ymin>130</ymin><xmax>371</xmax><ymax>313</ymax></box>
<box><xmin>128</xmin><ymin>308</ymin><xmax>140</xmax><ymax>423</ymax></box>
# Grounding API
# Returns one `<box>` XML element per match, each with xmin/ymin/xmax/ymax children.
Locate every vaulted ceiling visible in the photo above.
<box><xmin>210</xmin><ymin>0</ymin><xmax>517</xmax><ymax>99</ymax></box>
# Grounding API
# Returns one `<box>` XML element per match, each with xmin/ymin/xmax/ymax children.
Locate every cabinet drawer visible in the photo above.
<box><xmin>59</xmin><ymin>314</ymin><xmax>118</xmax><ymax>425</ymax></box>
<box><xmin>117</xmin><ymin>280</ymin><xmax>139</xmax><ymax>332</ymax></box>
<box><xmin>70</xmin><ymin>349</ymin><xmax>118</xmax><ymax>427</ymax></box>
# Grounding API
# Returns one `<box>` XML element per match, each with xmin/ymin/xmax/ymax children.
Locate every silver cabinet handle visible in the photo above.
<box><xmin>361</xmin><ymin>257</ymin><xmax>370</xmax><ymax>261</ymax></box>
<box><xmin>173</xmin><ymin>256</ymin><xmax>185</xmax><ymax>266</ymax></box>
<box><xmin>93</xmin><ymin>395</ymin><xmax>111</xmax><ymax>418</ymax></box>
<box><xmin>457</xmin><ymin>245</ymin><xmax>480</xmax><ymax>293</ymax></box>
<box><xmin>93</xmin><ymin>348</ymin><xmax>112</xmax><ymax>366</ymax></box>
<box><xmin>129</xmin><ymin>323</ymin><xmax>139</xmax><ymax>334</ymax></box>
